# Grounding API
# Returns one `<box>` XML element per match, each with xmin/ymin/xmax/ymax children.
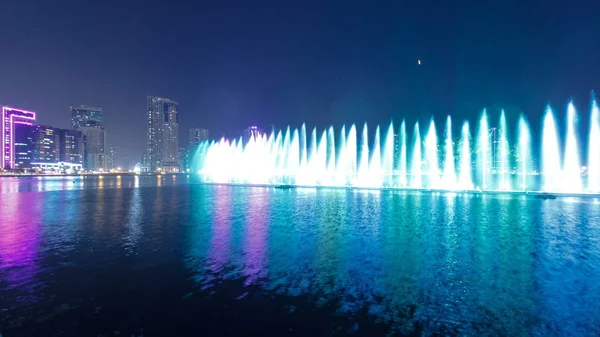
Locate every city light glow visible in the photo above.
<box><xmin>2</xmin><ymin>107</ymin><xmax>36</xmax><ymax>170</ymax></box>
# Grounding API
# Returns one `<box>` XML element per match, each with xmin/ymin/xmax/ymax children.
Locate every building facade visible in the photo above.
<box><xmin>2</xmin><ymin>106</ymin><xmax>36</xmax><ymax>169</ymax></box>
<box><xmin>59</xmin><ymin>129</ymin><xmax>84</xmax><ymax>164</ymax></box>
<box><xmin>32</xmin><ymin>125</ymin><xmax>60</xmax><ymax>163</ymax></box>
<box><xmin>79</xmin><ymin>121</ymin><xmax>107</xmax><ymax>171</ymax></box>
<box><xmin>146</xmin><ymin>96</ymin><xmax>179</xmax><ymax>172</ymax></box>
<box><xmin>189</xmin><ymin>128</ymin><xmax>209</xmax><ymax>147</ymax></box>
<box><xmin>71</xmin><ymin>106</ymin><xmax>103</xmax><ymax>129</ymax></box>
<box><xmin>140</xmin><ymin>152</ymin><xmax>149</xmax><ymax>173</ymax></box>
<box><xmin>107</xmin><ymin>145</ymin><xmax>116</xmax><ymax>170</ymax></box>
<box><xmin>14</xmin><ymin>123</ymin><xmax>34</xmax><ymax>169</ymax></box>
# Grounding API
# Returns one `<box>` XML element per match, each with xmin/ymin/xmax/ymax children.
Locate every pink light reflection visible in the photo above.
<box><xmin>0</xmin><ymin>191</ymin><xmax>42</xmax><ymax>293</ymax></box>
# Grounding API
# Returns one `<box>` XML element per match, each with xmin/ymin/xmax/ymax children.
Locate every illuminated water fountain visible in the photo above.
<box><xmin>195</xmin><ymin>99</ymin><xmax>600</xmax><ymax>195</ymax></box>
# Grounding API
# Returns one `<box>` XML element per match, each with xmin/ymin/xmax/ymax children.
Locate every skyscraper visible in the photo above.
<box><xmin>58</xmin><ymin>129</ymin><xmax>84</xmax><ymax>164</ymax></box>
<box><xmin>31</xmin><ymin>125</ymin><xmax>60</xmax><ymax>163</ymax></box>
<box><xmin>14</xmin><ymin>123</ymin><xmax>34</xmax><ymax>169</ymax></box>
<box><xmin>107</xmin><ymin>145</ymin><xmax>116</xmax><ymax>170</ymax></box>
<box><xmin>79</xmin><ymin>121</ymin><xmax>107</xmax><ymax>171</ymax></box>
<box><xmin>72</xmin><ymin>106</ymin><xmax>107</xmax><ymax>171</ymax></box>
<box><xmin>2</xmin><ymin>106</ymin><xmax>36</xmax><ymax>169</ymax></box>
<box><xmin>189</xmin><ymin>128</ymin><xmax>209</xmax><ymax>148</ymax></box>
<box><xmin>71</xmin><ymin>106</ymin><xmax>103</xmax><ymax>129</ymax></box>
<box><xmin>146</xmin><ymin>96</ymin><xmax>179</xmax><ymax>172</ymax></box>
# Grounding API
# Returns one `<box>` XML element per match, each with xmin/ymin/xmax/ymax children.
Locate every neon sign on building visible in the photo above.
<box><xmin>2</xmin><ymin>107</ymin><xmax>36</xmax><ymax>169</ymax></box>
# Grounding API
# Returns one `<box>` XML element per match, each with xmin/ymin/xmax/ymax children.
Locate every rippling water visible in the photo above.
<box><xmin>1</xmin><ymin>175</ymin><xmax>599</xmax><ymax>336</ymax></box>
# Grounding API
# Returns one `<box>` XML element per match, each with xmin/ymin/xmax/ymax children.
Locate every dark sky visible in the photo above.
<box><xmin>1</xmin><ymin>0</ymin><xmax>599</xmax><ymax>165</ymax></box>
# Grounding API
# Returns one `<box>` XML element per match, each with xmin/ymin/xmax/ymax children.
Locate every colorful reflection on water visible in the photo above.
<box><xmin>0</xmin><ymin>175</ymin><xmax>599</xmax><ymax>335</ymax></box>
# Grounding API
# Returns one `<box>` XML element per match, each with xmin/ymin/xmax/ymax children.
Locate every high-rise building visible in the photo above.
<box><xmin>146</xmin><ymin>96</ymin><xmax>179</xmax><ymax>172</ymax></box>
<box><xmin>79</xmin><ymin>121</ymin><xmax>107</xmax><ymax>171</ymax></box>
<box><xmin>14</xmin><ymin>123</ymin><xmax>34</xmax><ymax>169</ymax></box>
<box><xmin>107</xmin><ymin>145</ymin><xmax>116</xmax><ymax>170</ymax></box>
<box><xmin>71</xmin><ymin>106</ymin><xmax>103</xmax><ymax>129</ymax></box>
<box><xmin>58</xmin><ymin>129</ymin><xmax>84</xmax><ymax>164</ymax></box>
<box><xmin>140</xmin><ymin>152</ymin><xmax>149</xmax><ymax>172</ymax></box>
<box><xmin>189</xmin><ymin>128</ymin><xmax>209</xmax><ymax>147</ymax></box>
<box><xmin>179</xmin><ymin>147</ymin><xmax>189</xmax><ymax>172</ymax></box>
<box><xmin>32</xmin><ymin>125</ymin><xmax>60</xmax><ymax>163</ymax></box>
<box><xmin>1</xmin><ymin>106</ymin><xmax>36</xmax><ymax>169</ymax></box>
<box><xmin>72</xmin><ymin>106</ymin><xmax>106</xmax><ymax>171</ymax></box>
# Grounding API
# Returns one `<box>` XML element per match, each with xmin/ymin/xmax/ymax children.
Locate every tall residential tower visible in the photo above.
<box><xmin>146</xmin><ymin>96</ymin><xmax>179</xmax><ymax>172</ymax></box>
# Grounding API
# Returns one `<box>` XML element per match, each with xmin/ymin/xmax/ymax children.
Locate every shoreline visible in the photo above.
<box><xmin>2</xmin><ymin>174</ymin><xmax>599</xmax><ymax>198</ymax></box>
<box><xmin>0</xmin><ymin>172</ymin><xmax>186</xmax><ymax>178</ymax></box>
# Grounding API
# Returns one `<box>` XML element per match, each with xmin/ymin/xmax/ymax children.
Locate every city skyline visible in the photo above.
<box><xmin>1</xmin><ymin>98</ymin><xmax>214</xmax><ymax>172</ymax></box>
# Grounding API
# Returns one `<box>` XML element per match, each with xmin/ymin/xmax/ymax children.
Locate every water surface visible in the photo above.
<box><xmin>1</xmin><ymin>175</ymin><xmax>599</xmax><ymax>336</ymax></box>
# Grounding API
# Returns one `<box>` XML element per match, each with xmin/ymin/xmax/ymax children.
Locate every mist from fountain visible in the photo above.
<box><xmin>194</xmin><ymin>99</ymin><xmax>600</xmax><ymax>194</ymax></box>
<box><xmin>542</xmin><ymin>107</ymin><xmax>561</xmax><ymax>191</ymax></box>
<box><xmin>518</xmin><ymin>115</ymin><xmax>531</xmax><ymax>191</ymax></box>
<box><xmin>442</xmin><ymin>116</ymin><xmax>457</xmax><ymax>190</ymax></box>
<box><xmin>589</xmin><ymin>101</ymin><xmax>600</xmax><ymax>192</ymax></box>
<box><xmin>383</xmin><ymin>123</ymin><xmax>395</xmax><ymax>187</ymax></box>
<box><xmin>563</xmin><ymin>102</ymin><xmax>581</xmax><ymax>192</ymax></box>
<box><xmin>398</xmin><ymin>120</ymin><xmax>408</xmax><ymax>187</ymax></box>
<box><xmin>477</xmin><ymin>110</ymin><xmax>490</xmax><ymax>190</ymax></box>
<box><xmin>411</xmin><ymin>122</ymin><xmax>422</xmax><ymax>188</ymax></box>
<box><xmin>458</xmin><ymin>121</ymin><xmax>473</xmax><ymax>190</ymax></box>
<box><xmin>499</xmin><ymin>111</ymin><xmax>510</xmax><ymax>190</ymax></box>
<box><xmin>425</xmin><ymin>119</ymin><xmax>440</xmax><ymax>188</ymax></box>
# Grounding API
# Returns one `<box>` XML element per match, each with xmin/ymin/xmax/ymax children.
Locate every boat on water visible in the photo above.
<box><xmin>536</xmin><ymin>192</ymin><xmax>557</xmax><ymax>200</ymax></box>
<box><xmin>274</xmin><ymin>184</ymin><xmax>295</xmax><ymax>189</ymax></box>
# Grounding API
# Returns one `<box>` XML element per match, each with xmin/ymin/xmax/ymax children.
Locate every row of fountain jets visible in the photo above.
<box><xmin>193</xmin><ymin>100</ymin><xmax>600</xmax><ymax>194</ymax></box>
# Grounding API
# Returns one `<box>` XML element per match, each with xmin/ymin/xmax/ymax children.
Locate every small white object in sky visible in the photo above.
<box><xmin>417</xmin><ymin>59</ymin><xmax>421</xmax><ymax>65</ymax></box>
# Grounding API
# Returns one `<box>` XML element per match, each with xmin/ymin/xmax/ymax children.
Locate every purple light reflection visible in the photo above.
<box><xmin>0</xmin><ymin>191</ymin><xmax>43</xmax><ymax>297</ymax></box>
<box><xmin>243</xmin><ymin>188</ymin><xmax>269</xmax><ymax>285</ymax></box>
<box><xmin>208</xmin><ymin>185</ymin><xmax>232</xmax><ymax>274</ymax></box>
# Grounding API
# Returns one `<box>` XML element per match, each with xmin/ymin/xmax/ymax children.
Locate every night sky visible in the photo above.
<box><xmin>1</xmin><ymin>0</ymin><xmax>599</xmax><ymax>165</ymax></box>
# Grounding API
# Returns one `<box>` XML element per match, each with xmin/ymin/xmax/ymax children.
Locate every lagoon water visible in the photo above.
<box><xmin>1</xmin><ymin>175</ymin><xmax>599</xmax><ymax>336</ymax></box>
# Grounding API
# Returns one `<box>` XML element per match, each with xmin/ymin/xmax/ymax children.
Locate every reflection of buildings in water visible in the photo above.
<box><xmin>0</xmin><ymin>192</ymin><xmax>42</xmax><ymax>298</ymax></box>
<box><xmin>0</xmin><ymin>178</ymin><xmax>20</xmax><ymax>193</ymax></box>
<box><xmin>124</xmin><ymin>187</ymin><xmax>143</xmax><ymax>254</ymax></box>
<box><xmin>92</xmin><ymin>183</ymin><xmax>106</xmax><ymax>234</ymax></box>
<box><xmin>243</xmin><ymin>188</ymin><xmax>269</xmax><ymax>285</ymax></box>
<box><xmin>109</xmin><ymin>183</ymin><xmax>125</xmax><ymax>231</ymax></box>
<box><xmin>152</xmin><ymin>184</ymin><xmax>163</xmax><ymax>223</ymax></box>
